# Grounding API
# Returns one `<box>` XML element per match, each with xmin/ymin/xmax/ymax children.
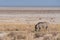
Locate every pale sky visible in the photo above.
<box><xmin>0</xmin><ymin>0</ymin><xmax>60</xmax><ymax>7</ymax></box>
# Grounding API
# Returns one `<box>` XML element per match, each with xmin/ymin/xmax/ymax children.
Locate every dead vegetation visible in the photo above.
<box><xmin>0</xmin><ymin>31</ymin><xmax>60</xmax><ymax>40</ymax></box>
<box><xmin>0</xmin><ymin>22</ymin><xmax>60</xmax><ymax>40</ymax></box>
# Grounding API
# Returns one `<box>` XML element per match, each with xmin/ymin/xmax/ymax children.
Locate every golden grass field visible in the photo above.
<box><xmin>0</xmin><ymin>22</ymin><xmax>60</xmax><ymax>32</ymax></box>
<box><xmin>0</xmin><ymin>10</ymin><xmax>60</xmax><ymax>40</ymax></box>
<box><xmin>0</xmin><ymin>17</ymin><xmax>60</xmax><ymax>40</ymax></box>
<box><xmin>0</xmin><ymin>22</ymin><xmax>60</xmax><ymax>40</ymax></box>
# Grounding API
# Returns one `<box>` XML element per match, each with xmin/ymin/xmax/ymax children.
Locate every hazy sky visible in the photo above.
<box><xmin>0</xmin><ymin>0</ymin><xmax>60</xmax><ymax>7</ymax></box>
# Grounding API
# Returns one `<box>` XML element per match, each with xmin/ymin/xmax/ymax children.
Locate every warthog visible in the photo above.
<box><xmin>35</xmin><ymin>22</ymin><xmax>48</xmax><ymax>31</ymax></box>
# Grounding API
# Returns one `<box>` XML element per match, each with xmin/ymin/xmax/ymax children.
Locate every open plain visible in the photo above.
<box><xmin>0</xmin><ymin>7</ymin><xmax>60</xmax><ymax>40</ymax></box>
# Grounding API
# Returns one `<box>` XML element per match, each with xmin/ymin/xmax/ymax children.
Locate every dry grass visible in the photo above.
<box><xmin>0</xmin><ymin>22</ymin><xmax>35</xmax><ymax>31</ymax></box>
<box><xmin>0</xmin><ymin>22</ymin><xmax>60</xmax><ymax>32</ymax></box>
<box><xmin>0</xmin><ymin>31</ymin><xmax>60</xmax><ymax>40</ymax></box>
<box><xmin>0</xmin><ymin>22</ymin><xmax>60</xmax><ymax>40</ymax></box>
